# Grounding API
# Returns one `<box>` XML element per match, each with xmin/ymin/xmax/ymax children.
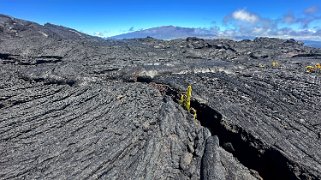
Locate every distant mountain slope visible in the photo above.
<box><xmin>0</xmin><ymin>14</ymin><xmax>101</xmax><ymax>41</ymax></box>
<box><xmin>109</xmin><ymin>26</ymin><xmax>216</xmax><ymax>40</ymax></box>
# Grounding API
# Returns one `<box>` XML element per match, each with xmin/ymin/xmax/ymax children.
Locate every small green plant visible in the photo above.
<box><xmin>306</xmin><ymin>65</ymin><xmax>315</xmax><ymax>73</ymax></box>
<box><xmin>179</xmin><ymin>84</ymin><xmax>197</xmax><ymax>120</ymax></box>
<box><xmin>185</xmin><ymin>84</ymin><xmax>192</xmax><ymax>111</ymax></box>
<box><xmin>272</xmin><ymin>60</ymin><xmax>279</xmax><ymax>68</ymax></box>
<box><xmin>179</xmin><ymin>94</ymin><xmax>184</xmax><ymax>106</ymax></box>
<box><xmin>306</xmin><ymin>63</ymin><xmax>321</xmax><ymax>73</ymax></box>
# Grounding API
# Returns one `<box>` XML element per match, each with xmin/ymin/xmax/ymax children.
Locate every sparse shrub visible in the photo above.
<box><xmin>185</xmin><ymin>84</ymin><xmax>192</xmax><ymax>111</ymax></box>
<box><xmin>179</xmin><ymin>84</ymin><xmax>197</xmax><ymax>120</ymax></box>
<box><xmin>306</xmin><ymin>65</ymin><xmax>315</xmax><ymax>73</ymax></box>
<box><xmin>316</xmin><ymin>63</ymin><xmax>321</xmax><ymax>71</ymax></box>
<box><xmin>179</xmin><ymin>94</ymin><xmax>185</xmax><ymax>106</ymax></box>
<box><xmin>305</xmin><ymin>63</ymin><xmax>321</xmax><ymax>73</ymax></box>
<box><xmin>272</xmin><ymin>60</ymin><xmax>279</xmax><ymax>68</ymax></box>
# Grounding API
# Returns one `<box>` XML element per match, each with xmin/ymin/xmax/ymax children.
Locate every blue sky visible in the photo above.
<box><xmin>0</xmin><ymin>0</ymin><xmax>320</xmax><ymax>40</ymax></box>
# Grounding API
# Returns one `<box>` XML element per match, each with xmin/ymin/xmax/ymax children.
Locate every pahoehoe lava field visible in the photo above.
<box><xmin>1</xmin><ymin>14</ymin><xmax>321</xmax><ymax>179</ymax></box>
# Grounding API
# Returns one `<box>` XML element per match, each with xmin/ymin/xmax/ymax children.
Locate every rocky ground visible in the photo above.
<box><xmin>0</xmin><ymin>14</ymin><xmax>321</xmax><ymax>179</ymax></box>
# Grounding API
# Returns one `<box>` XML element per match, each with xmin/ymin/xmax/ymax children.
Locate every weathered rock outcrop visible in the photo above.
<box><xmin>1</xmin><ymin>14</ymin><xmax>321</xmax><ymax>179</ymax></box>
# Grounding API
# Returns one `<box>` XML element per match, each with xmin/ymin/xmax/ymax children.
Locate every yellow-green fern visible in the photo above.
<box><xmin>272</xmin><ymin>60</ymin><xmax>279</xmax><ymax>68</ymax></box>
<box><xmin>184</xmin><ymin>84</ymin><xmax>192</xmax><ymax>111</ymax></box>
<box><xmin>178</xmin><ymin>84</ymin><xmax>197</xmax><ymax>120</ymax></box>
<box><xmin>179</xmin><ymin>94</ymin><xmax>185</xmax><ymax>106</ymax></box>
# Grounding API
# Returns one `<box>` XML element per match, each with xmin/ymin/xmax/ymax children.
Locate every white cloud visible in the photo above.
<box><xmin>283</xmin><ymin>13</ymin><xmax>296</xmax><ymax>24</ymax></box>
<box><xmin>220</xmin><ymin>8</ymin><xmax>321</xmax><ymax>41</ymax></box>
<box><xmin>93</xmin><ymin>32</ymin><xmax>106</xmax><ymax>37</ymax></box>
<box><xmin>304</xmin><ymin>6</ymin><xmax>319</xmax><ymax>14</ymax></box>
<box><xmin>232</xmin><ymin>9</ymin><xmax>258</xmax><ymax>23</ymax></box>
<box><xmin>252</xmin><ymin>27</ymin><xmax>264</xmax><ymax>34</ymax></box>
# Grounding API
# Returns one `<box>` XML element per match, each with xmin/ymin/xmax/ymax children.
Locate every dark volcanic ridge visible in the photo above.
<box><xmin>1</xmin><ymin>14</ymin><xmax>321</xmax><ymax>180</ymax></box>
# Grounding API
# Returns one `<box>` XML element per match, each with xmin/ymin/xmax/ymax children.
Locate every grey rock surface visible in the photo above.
<box><xmin>152</xmin><ymin>63</ymin><xmax>321</xmax><ymax>179</ymax></box>
<box><xmin>1</xmin><ymin>14</ymin><xmax>321</xmax><ymax>179</ymax></box>
<box><xmin>0</xmin><ymin>78</ymin><xmax>208</xmax><ymax>179</ymax></box>
<box><xmin>202</xmin><ymin>136</ymin><xmax>259</xmax><ymax>180</ymax></box>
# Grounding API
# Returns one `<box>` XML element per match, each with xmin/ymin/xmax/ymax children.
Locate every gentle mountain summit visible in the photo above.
<box><xmin>109</xmin><ymin>25</ymin><xmax>217</xmax><ymax>40</ymax></box>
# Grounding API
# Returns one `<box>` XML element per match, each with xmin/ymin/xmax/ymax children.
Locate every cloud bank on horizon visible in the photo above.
<box><xmin>108</xmin><ymin>6</ymin><xmax>321</xmax><ymax>41</ymax></box>
<box><xmin>216</xmin><ymin>6</ymin><xmax>321</xmax><ymax>41</ymax></box>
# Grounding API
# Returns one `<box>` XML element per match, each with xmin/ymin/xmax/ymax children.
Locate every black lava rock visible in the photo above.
<box><xmin>1</xmin><ymin>14</ymin><xmax>321</xmax><ymax>180</ymax></box>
